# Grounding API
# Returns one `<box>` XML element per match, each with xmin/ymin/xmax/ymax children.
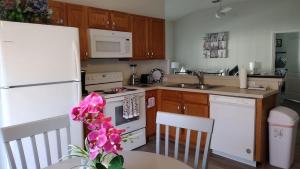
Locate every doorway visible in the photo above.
<box><xmin>274</xmin><ymin>32</ymin><xmax>300</xmax><ymax>102</ymax></box>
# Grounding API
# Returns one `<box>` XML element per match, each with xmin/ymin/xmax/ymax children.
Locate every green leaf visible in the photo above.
<box><xmin>96</xmin><ymin>162</ymin><xmax>107</xmax><ymax>169</ymax></box>
<box><xmin>108</xmin><ymin>155</ymin><xmax>124</xmax><ymax>169</ymax></box>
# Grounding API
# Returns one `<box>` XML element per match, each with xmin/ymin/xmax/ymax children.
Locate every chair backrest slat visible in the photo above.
<box><xmin>156</xmin><ymin>123</ymin><xmax>160</xmax><ymax>154</ymax></box>
<box><xmin>156</xmin><ymin>111</ymin><xmax>214</xmax><ymax>169</ymax></box>
<box><xmin>0</xmin><ymin>115</ymin><xmax>71</xmax><ymax>169</ymax></box>
<box><xmin>4</xmin><ymin>142</ymin><xmax>17</xmax><ymax>169</ymax></box>
<box><xmin>164</xmin><ymin>125</ymin><xmax>169</xmax><ymax>157</ymax></box>
<box><xmin>174</xmin><ymin>127</ymin><xmax>180</xmax><ymax>160</ymax></box>
<box><xmin>30</xmin><ymin>136</ymin><xmax>41</xmax><ymax>169</ymax></box>
<box><xmin>194</xmin><ymin>131</ymin><xmax>202</xmax><ymax>169</ymax></box>
<box><xmin>56</xmin><ymin>129</ymin><xmax>62</xmax><ymax>159</ymax></box>
<box><xmin>202</xmin><ymin>130</ymin><xmax>213</xmax><ymax>169</ymax></box>
<box><xmin>16</xmin><ymin>139</ymin><xmax>27</xmax><ymax>169</ymax></box>
<box><xmin>184</xmin><ymin>129</ymin><xmax>191</xmax><ymax>163</ymax></box>
<box><xmin>43</xmin><ymin>132</ymin><xmax>52</xmax><ymax>165</ymax></box>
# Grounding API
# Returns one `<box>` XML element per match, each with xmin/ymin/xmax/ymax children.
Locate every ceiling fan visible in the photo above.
<box><xmin>212</xmin><ymin>0</ymin><xmax>233</xmax><ymax>19</ymax></box>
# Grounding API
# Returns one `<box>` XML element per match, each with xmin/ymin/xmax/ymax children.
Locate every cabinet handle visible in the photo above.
<box><xmin>85</xmin><ymin>52</ymin><xmax>88</xmax><ymax>57</ymax></box>
<box><xmin>112</xmin><ymin>22</ymin><xmax>116</xmax><ymax>25</ymax></box>
<box><xmin>106</xmin><ymin>20</ymin><xmax>110</xmax><ymax>25</ymax></box>
<box><xmin>177</xmin><ymin>105</ymin><xmax>181</xmax><ymax>111</ymax></box>
<box><xmin>60</xmin><ymin>19</ymin><xmax>64</xmax><ymax>24</ymax></box>
<box><xmin>151</xmin><ymin>52</ymin><xmax>154</xmax><ymax>56</ymax></box>
<box><xmin>147</xmin><ymin>52</ymin><xmax>150</xmax><ymax>56</ymax></box>
<box><xmin>183</xmin><ymin>105</ymin><xmax>186</xmax><ymax>112</ymax></box>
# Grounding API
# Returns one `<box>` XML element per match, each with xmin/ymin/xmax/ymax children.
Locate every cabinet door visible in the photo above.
<box><xmin>149</xmin><ymin>18</ymin><xmax>165</xmax><ymax>59</ymax></box>
<box><xmin>110</xmin><ymin>11</ymin><xmax>131</xmax><ymax>32</ymax></box>
<box><xmin>132</xmin><ymin>15</ymin><xmax>149</xmax><ymax>60</ymax></box>
<box><xmin>183</xmin><ymin>103</ymin><xmax>209</xmax><ymax>149</ymax></box>
<box><xmin>88</xmin><ymin>7</ymin><xmax>111</xmax><ymax>30</ymax></box>
<box><xmin>146</xmin><ymin>90</ymin><xmax>157</xmax><ymax>137</ymax></box>
<box><xmin>66</xmin><ymin>4</ymin><xmax>88</xmax><ymax>60</ymax></box>
<box><xmin>160</xmin><ymin>100</ymin><xmax>182</xmax><ymax>140</ymax></box>
<box><xmin>48</xmin><ymin>0</ymin><xmax>66</xmax><ymax>25</ymax></box>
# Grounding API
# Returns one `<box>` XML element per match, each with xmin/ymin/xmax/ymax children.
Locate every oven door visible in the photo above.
<box><xmin>104</xmin><ymin>93</ymin><xmax>145</xmax><ymax>134</ymax></box>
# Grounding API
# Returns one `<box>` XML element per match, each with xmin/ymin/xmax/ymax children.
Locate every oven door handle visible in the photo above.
<box><xmin>106</xmin><ymin>96</ymin><xmax>125</xmax><ymax>102</ymax></box>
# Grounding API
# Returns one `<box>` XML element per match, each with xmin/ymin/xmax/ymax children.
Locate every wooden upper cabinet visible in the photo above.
<box><xmin>149</xmin><ymin>18</ymin><xmax>165</xmax><ymax>59</ymax></box>
<box><xmin>132</xmin><ymin>15</ymin><xmax>148</xmax><ymax>60</ymax></box>
<box><xmin>88</xmin><ymin>8</ymin><xmax>131</xmax><ymax>32</ymax></box>
<box><xmin>110</xmin><ymin>11</ymin><xmax>131</xmax><ymax>32</ymax></box>
<box><xmin>66</xmin><ymin>4</ymin><xmax>89</xmax><ymax>60</ymax></box>
<box><xmin>48</xmin><ymin>0</ymin><xmax>66</xmax><ymax>25</ymax></box>
<box><xmin>132</xmin><ymin>16</ymin><xmax>165</xmax><ymax>60</ymax></box>
<box><xmin>88</xmin><ymin>7</ymin><xmax>111</xmax><ymax>30</ymax></box>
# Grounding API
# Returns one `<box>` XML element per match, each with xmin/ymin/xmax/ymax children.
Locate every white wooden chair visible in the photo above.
<box><xmin>156</xmin><ymin>111</ymin><xmax>214</xmax><ymax>169</ymax></box>
<box><xmin>0</xmin><ymin>115</ymin><xmax>71</xmax><ymax>169</ymax></box>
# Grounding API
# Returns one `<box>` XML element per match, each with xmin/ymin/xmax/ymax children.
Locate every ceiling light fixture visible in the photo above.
<box><xmin>212</xmin><ymin>0</ymin><xmax>232</xmax><ymax>19</ymax></box>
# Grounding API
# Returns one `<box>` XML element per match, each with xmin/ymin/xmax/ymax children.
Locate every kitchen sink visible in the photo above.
<box><xmin>164</xmin><ymin>83</ymin><xmax>214</xmax><ymax>90</ymax></box>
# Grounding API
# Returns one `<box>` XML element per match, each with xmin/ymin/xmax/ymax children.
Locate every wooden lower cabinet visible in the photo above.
<box><xmin>146</xmin><ymin>90</ymin><xmax>157</xmax><ymax>138</ymax></box>
<box><xmin>157</xmin><ymin>90</ymin><xmax>209</xmax><ymax>148</ymax></box>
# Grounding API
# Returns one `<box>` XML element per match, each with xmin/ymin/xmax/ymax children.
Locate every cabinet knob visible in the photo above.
<box><xmin>106</xmin><ymin>20</ymin><xmax>110</xmax><ymax>25</ymax></box>
<box><xmin>112</xmin><ymin>22</ymin><xmax>116</xmax><ymax>25</ymax></box>
<box><xmin>151</xmin><ymin>52</ymin><xmax>154</xmax><ymax>56</ymax></box>
<box><xmin>85</xmin><ymin>52</ymin><xmax>88</xmax><ymax>57</ymax></box>
<box><xmin>60</xmin><ymin>19</ymin><xmax>64</xmax><ymax>24</ymax></box>
<box><xmin>147</xmin><ymin>52</ymin><xmax>150</xmax><ymax>56</ymax></box>
<box><xmin>177</xmin><ymin>105</ymin><xmax>181</xmax><ymax>111</ymax></box>
<box><xmin>183</xmin><ymin>105</ymin><xmax>186</xmax><ymax>112</ymax></box>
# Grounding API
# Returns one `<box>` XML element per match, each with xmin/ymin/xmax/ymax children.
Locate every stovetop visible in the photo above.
<box><xmin>88</xmin><ymin>87</ymin><xmax>144</xmax><ymax>99</ymax></box>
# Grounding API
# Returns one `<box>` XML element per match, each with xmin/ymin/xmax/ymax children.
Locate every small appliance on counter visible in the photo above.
<box><xmin>140</xmin><ymin>74</ymin><xmax>153</xmax><ymax>84</ymax></box>
<box><xmin>129</xmin><ymin>64</ymin><xmax>139</xmax><ymax>86</ymax></box>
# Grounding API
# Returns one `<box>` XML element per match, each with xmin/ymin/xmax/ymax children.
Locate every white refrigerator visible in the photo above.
<box><xmin>0</xmin><ymin>21</ymin><xmax>83</xmax><ymax>169</ymax></box>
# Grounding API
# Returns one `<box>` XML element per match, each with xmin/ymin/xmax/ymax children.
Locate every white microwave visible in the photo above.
<box><xmin>89</xmin><ymin>29</ymin><xmax>132</xmax><ymax>58</ymax></box>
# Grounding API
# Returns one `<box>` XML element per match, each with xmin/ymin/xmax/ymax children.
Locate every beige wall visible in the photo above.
<box><xmin>82</xmin><ymin>59</ymin><xmax>169</xmax><ymax>84</ymax></box>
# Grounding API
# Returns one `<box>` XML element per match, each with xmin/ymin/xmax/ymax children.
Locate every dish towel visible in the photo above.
<box><xmin>123</xmin><ymin>95</ymin><xmax>140</xmax><ymax>119</ymax></box>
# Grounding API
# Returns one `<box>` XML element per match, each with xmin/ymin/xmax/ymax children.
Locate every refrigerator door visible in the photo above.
<box><xmin>0</xmin><ymin>21</ymin><xmax>80</xmax><ymax>88</ymax></box>
<box><xmin>0</xmin><ymin>82</ymin><xmax>83</xmax><ymax>169</ymax></box>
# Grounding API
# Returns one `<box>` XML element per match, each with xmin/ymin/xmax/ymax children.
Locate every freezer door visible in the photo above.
<box><xmin>0</xmin><ymin>21</ymin><xmax>80</xmax><ymax>87</ymax></box>
<box><xmin>0</xmin><ymin>82</ymin><xmax>83</xmax><ymax>169</ymax></box>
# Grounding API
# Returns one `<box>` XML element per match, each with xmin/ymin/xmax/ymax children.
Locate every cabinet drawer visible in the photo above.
<box><xmin>182</xmin><ymin>92</ymin><xmax>208</xmax><ymax>105</ymax></box>
<box><xmin>161</xmin><ymin>90</ymin><xmax>181</xmax><ymax>101</ymax></box>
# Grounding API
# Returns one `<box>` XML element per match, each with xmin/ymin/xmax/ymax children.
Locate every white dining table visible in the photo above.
<box><xmin>44</xmin><ymin>151</ymin><xmax>192</xmax><ymax>169</ymax></box>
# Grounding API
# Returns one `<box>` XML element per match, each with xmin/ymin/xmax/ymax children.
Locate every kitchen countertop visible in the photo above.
<box><xmin>128</xmin><ymin>84</ymin><xmax>278</xmax><ymax>99</ymax></box>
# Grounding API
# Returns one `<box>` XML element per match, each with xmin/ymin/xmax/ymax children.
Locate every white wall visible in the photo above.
<box><xmin>173</xmin><ymin>0</ymin><xmax>300</xmax><ymax>73</ymax></box>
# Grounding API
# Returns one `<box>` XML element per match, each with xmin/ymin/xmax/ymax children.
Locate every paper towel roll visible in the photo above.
<box><xmin>239</xmin><ymin>68</ymin><xmax>248</xmax><ymax>89</ymax></box>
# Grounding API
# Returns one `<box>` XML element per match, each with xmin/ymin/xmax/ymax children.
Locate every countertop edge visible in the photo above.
<box><xmin>128</xmin><ymin>85</ymin><xmax>279</xmax><ymax>99</ymax></box>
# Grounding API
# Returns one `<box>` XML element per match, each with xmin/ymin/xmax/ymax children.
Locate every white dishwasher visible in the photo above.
<box><xmin>210</xmin><ymin>95</ymin><xmax>256</xmax><ymax>166</ymax></box>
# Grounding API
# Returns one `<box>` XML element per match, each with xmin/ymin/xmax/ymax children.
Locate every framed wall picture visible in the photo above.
<box><xmin>203</xmin><ymin>32</ymin><xmax>228</xmax><ymax>58</ymax></box>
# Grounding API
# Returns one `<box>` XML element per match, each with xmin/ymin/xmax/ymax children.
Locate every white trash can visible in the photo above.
<box><xmin>268</xmin><ymin>106</ymin><xmax>299</xmax><ymax>169</ymax></box>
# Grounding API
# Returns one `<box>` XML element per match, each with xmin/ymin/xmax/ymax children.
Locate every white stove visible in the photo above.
<box><xmin>85</xmin><ymin>72</ymin><xmax>146</xmax><ymax>150</ymax></box>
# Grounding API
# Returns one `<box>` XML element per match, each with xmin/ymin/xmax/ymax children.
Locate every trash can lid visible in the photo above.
<box><xmin>268</xmin><ymin>106</ymin><xmax>299</xmax><ymax>126</ymax></box>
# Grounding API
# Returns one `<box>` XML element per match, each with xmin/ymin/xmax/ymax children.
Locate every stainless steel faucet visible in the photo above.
<box><xmin>192</xmin><ymin>71</ymin><xmax>204</xmax><ymax>85</ymax></box>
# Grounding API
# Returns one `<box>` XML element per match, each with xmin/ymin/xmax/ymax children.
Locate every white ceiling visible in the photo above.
<box><xmin>56</xmin><ymin>0</ymin><xmax>165</xmax><ymax>19</ymax></box>
<box><xmin>166</xmin><ymin>0</ymin><xmax>248</xmax><ymax>20</ymax></box>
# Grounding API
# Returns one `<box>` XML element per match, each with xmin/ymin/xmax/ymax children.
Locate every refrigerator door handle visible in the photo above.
<box><xmin>73</xmin><ymin>41</ymin><xmax>80</xmax><ymax>81</ymax></box>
